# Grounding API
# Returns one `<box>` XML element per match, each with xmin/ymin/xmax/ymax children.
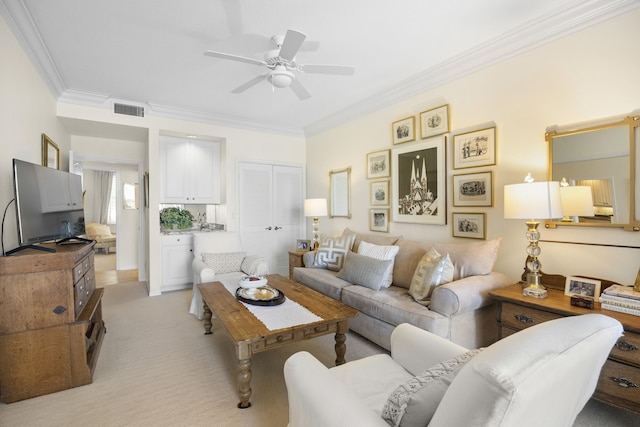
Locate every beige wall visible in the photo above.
<box><xmin>306</xmin><ymin>9</ymin><xmax>640</xmax><ymax>286</ymax></box>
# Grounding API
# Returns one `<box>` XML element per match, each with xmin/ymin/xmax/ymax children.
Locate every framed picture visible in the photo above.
<box><xmin>296</xmin><ymin>239</ymin><xmax>311</xmax><ymax>251</ymax></box>
<box><xmin>370</xmin><ymin>208</ymin><xmax>390</xmax><ymax>232</ymax></box>
<box><xmin>453</xmin><ymin>171</ymin><xmax>493</xmax><ymax>207</ymax></box>
<box><xmin>420</xmin><ymin>104</ymin><xmax>449</xmax><ymax>139</ymax></box>
<box><xmin>370</xmin><ymin>180</ymin><xmax>390</xmax><ymax>206</ymax></box>
<box><xmin>41</xmin><ymin>133</ymin><xmax>60</xmax><ymax>169</ymax></box>
<box><xmin>391</xmin><ymin>136</ymin><xmax>446</xmax><ymax>225</ymax></box>
<box><xmin>565</xmin><ymin>276</ymin><xmax>601</xmax><ymax>299</ymax></box>
<box><xmin>392</xmin><ymin>116</ymin><xmax>415</xmax><ymax>145</ymax></box>
<box><xmin>453</xmin><ymin>126</ymin><xmax>496</xmax><ymax>169</ymax></box>
<box><xmin>367</xmin><ymin>149</ymin><xmax>391</xmax><ymax>179</ymax></box>
<box><xmin>452</xmin><ymin>212</ymin><xmax>486</xmax><ymax>239</ymax></box>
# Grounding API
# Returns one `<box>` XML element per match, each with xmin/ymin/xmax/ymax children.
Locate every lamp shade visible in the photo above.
<box><xmin>504</xmin><ymin>181</ymin><xmax>563</xmax><ymax>219</ymax></box>
<box><xmin>560</xmin><ymin>186</ymin><xmax>594</xmax><ymax>217</ymax></box>
<box><xmin>304</xmin><ymin>198</ymin><xmax>328</xmax><ymax>217</ymax></box>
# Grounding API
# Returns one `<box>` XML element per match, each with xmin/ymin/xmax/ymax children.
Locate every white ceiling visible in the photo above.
<box><xmin>2</xmin><ymin>0</ymin><xmax>639</xmax><ymax>137</ymax></box>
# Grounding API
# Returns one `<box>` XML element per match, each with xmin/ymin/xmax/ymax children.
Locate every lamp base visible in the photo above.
<box><xmin>523</xmin><ymin>286</ymin><xmax>547</xmax><ymax>298</ymax></box>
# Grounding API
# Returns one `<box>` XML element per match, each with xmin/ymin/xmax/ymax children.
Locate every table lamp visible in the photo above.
<box><xmin>504</xmin><ymin>174</ymin><xmax>562</xmax><ymax>298</ymax></box>
<box><xmin>304</xmin><ymin>198</ymin><xmax>328</xmax><ymax>250</ymax></box>
<box><xmin>560</xmin><ymin>185</ymin><xmax>594</xmax><ymax>222</ymax></box>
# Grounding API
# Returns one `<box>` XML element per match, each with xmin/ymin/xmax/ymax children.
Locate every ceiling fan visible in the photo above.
<box><xmin>204</xmin><ymin>29</ymin><xmax>355</xmax><ymax>100</ymax></box>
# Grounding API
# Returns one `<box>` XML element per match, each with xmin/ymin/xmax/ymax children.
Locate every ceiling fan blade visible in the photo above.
<box><xmin>231</xmin><ymin>74</ymin><xmax>267</xmax><ymax>93</ymax></box>
<box><xmin>204</xmin><ymin>50</ymin><xmax>266</xmax><ymax>67</ymax></box>
<box><xmin>289</xmin><ymin>79</ymin><xmax>311</xmax><ymax>101</ymax></box>
<box><xmin>300</xmin><ymin>40</ymin><xmax>320</xmax><ymax>52</ymax></box>
<box><xmin>278</xmin><ymin>29</ymin><xmax>306</xmax><ymax>61</ymax></box>
<box><xmin>300</xmin><ymin>64</ymin><xmax>355</xmax><ymax>76</ymax></box>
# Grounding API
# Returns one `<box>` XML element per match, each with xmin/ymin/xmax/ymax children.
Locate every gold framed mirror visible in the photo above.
<box><xmin>329</xmin><ymin>167</ymin><xmax>351</xmax><ymax>218</ymax></box>
<box><xmin>546</xmin><ymin>115</ymin><xmax>639</xmax><ymax>231</ymax></box>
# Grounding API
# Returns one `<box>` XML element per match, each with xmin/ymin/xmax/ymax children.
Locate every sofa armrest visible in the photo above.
<box><xmin>302</xmin><ymin>250</ymin><xmax>316</xmax><ymax>267</ymax></box>
<box><xmin>192</xmin><ymin>258</ymin><xmax>216</xmax><ymax>284</ymax></box>
<box><xmin>430</xmin><ymin>272</ymin><xmax>511</xmax><ymax>317</ymax></box>
<box><xmin>391</xmin><ymin>323</ymin><xmax>469</xmax><ymax>376</ymax></box>
<box><xmin>284</xmin><ymin>351</ymin><xmax>388</xmax><ymax>427</ymax></box>
<box><xmin>241</xmin><ymin>255</ymin><xmax>269</xmax><ymax>276</ymax></box>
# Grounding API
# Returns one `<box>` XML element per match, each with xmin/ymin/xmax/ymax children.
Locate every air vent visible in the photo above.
<box><xmin>114</xmin><ymin>103</ymin><xmax>144</xmax><ymax>117</ymax></box>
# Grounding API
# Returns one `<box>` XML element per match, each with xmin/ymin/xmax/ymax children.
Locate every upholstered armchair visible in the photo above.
<box><xmin>85</xmin><ymin>223</ymin><xmax>116</xmax><ymax>254</ymax></box>
<box><xmin>284</xmin><ymin>314</ymin><xmax>622</xmax><ymax>427</ymax></box>
<box><xmin>189</xmin><ymin>232</ymin><xmax>268</xmax><ymax>320</ymax></box>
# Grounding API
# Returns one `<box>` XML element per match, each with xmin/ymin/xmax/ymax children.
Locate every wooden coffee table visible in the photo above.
<box><xmin>198</xmin><ymin>274</ymin><xmax>358</xmax><ymax>408</ymax></box>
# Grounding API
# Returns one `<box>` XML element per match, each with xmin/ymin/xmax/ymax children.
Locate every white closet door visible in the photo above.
<box><xmin>238</xmin><ymin>162</ymin><xmax>303</xmax><ymax>275</ymax></box>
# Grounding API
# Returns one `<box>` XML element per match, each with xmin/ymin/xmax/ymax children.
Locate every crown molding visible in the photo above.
<box><xmin>303</xmin><ymin>0</ymin><xmax>640</xmax><ymax>136</ymax></box>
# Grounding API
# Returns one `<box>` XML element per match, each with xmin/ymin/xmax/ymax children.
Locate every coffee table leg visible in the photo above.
<box><xmin>335</xmin><ymin>320</ymin><xmax>348</xmax><ymax>365</ymax></box>
<box><xmin>203</xmin><ymin>304</ymin><xmax>213</xmax><ymax>335</ymax></box>
<box><xmin>237</xmin><ymin>358</ymin><xmax>252</xmax><ymax>408</ymax></box>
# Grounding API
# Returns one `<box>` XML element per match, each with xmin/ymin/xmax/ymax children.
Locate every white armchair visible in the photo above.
<box><xmin>284</xmin><ymin>314</ymin><xmax>622</xmax><ymax>427</ymax></box>
<box><xmin>189</xmin><ymin>232</ymin><xmax>268</xmax><ymax>319</ymax></box>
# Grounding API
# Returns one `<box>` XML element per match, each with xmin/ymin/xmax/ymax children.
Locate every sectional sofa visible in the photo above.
<box><xmin>293</xmin><ymin>229</ymin><xmax>511</xmax><ymax>350</ymax></box>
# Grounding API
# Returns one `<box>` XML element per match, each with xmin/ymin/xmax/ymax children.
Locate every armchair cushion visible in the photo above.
<box><xmin>336</xmin><ymin>251</ymin><xmax>394</xmax><ymax>291</ymax></box>
<box><xmin>202</xmin><ymin>252</ymin><xmax>246</xmax><ymax>274</ymax></box>
<box><xmin>382</xmin><ymin>348</ymin><xmax>482</xmax><ymax>427</ymax></box>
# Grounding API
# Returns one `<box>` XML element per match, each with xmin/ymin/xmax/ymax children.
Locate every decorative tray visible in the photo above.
<box><xmin>236</xmin><ymin>286</ymin><xmax>285</xmax><ymax>306</ymax></box>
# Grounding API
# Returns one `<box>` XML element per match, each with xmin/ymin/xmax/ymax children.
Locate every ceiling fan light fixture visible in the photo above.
<box><xmin>268</xmin><ymin>66</ymin><xmax>294</xmax><ymax>88</ymax></box>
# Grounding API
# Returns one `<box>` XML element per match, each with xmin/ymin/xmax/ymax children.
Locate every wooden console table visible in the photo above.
<box><xmin>0</xmin><ymin>242</ymin><xmax>106</xmax><ymax>403</ymax></box>
<box><xmin>490</xmin><ymin>283</ymin><xmax>640</xmax><ymax>413</ymax></box>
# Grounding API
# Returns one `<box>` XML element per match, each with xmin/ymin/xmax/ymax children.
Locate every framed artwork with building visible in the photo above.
<box><xmin>391</xmin><ymin>136</ymin><xmax>446</xmax><ymax>225</ymax></box>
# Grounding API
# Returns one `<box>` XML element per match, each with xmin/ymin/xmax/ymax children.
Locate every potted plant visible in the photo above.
<box><xmin>160</xmin><ymin>207</ymin><xmax>194</xmax><ymax>230</ymax></box>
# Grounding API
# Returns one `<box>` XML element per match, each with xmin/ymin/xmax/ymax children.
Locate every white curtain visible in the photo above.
<box><xmin>85</xmin><ymin>170</ymin><xmax>114</xmax><ymax>224</ymax></box>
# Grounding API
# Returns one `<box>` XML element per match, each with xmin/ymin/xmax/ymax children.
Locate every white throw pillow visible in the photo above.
<box><xmin>202</xmin><ymin>252</ymin><xmax>246</xmax><ymax>274</ymax></box>
<box><xmin>357</xmin><ymin>241</ymin><xmax>400</xmax><ymax>287</ymax></box>
<box><xmin>382</xmin><ymin>349</ymin><xmax>483</xmax><ymax>427</ymax></box>
<box><xmin>408</xmin><ymin>247</ymin><xmax>454</xmax><ymax>306</ymax></box>
<box><xmin>312</xmin><ymin>233</ymin><xmax>356</xmax><ymax>271</ymax></box>
<box><xmin>336</xmin><ymin>251</ymin><xmax>394</xmax><ymax>291</ymax></box>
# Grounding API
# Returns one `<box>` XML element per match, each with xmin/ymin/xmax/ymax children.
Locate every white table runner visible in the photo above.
<box><xmin>220</xmin><ymin>279</ymin><xmax>322</xmax><ymax>331</ymax></box>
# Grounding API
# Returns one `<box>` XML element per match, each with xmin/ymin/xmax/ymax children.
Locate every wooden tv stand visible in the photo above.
<box><xmin>0</xmin><ymin>241</ymin><xmax>106</xmax><ymax>403</ymax></box>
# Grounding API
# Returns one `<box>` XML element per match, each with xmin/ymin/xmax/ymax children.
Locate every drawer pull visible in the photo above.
<box><xmin>610</xmin><ymin>377</ymin><xmax>639</xmax><ymax>388</ymax></box>
<box><xmin>53</xmin><ymin>306</ymin><xmax>67</xmax><ymax>315</ymax></box>
<box><xmin>614</xmin><ymin>340</ymin><xmax>639</xmax><ymax>352</ymax></box>
<box><xmin>514</xmin><ymin>314</ymin><xmax>534</xmax><ymax>323</ymax></box>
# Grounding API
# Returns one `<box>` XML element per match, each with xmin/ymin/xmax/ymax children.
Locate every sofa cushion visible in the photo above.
<box><xmin>393</xmin><ymin>238</ymin><xmax>501</xmax><ymax>288</ymax></box>
<box><xmin>336</xmin><ymin>251</ymin><xmax>394</xmax><ymax>291</ymax></box>
<box><xmin>202</xmin><ymin>252</ymin><xmax>246</xmax><ymax>274</ymax></box>
<box><xmin>341</xmin><ymin>285</ymin><xmax>449</xmax><ymax>338</ymax></box>
<box><xmin>313</xmin><ymin>233</ymin><xmax>356</xmax><ymax>271</ymax></box>
<box><xmin>293</xmin><ymin>267</ymin><xmax>351</xmax><ymax>301</ymax></box>
<box><xmin>357</xmin><ymin>241</ymin><xmax>400</xmax><ymax>288</ymax></box>
<box><xmin>382</xmin><ymin>349</ymin><xmax>482</xmax><ymax>427</ymax></box>
<box><xmin>409</xmin><ymin>248</ymin><xmax>454</xmax><ymax>306</ymax></box>
<box><xmin>344</xmin><ymin>227</ymin><xmax>402</xmax><ymax>253</ymax></box>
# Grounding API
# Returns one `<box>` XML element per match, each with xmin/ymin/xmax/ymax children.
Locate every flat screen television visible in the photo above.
<box><xmin>9</xmin><ymin>159</ymin><xmax>87</xmax><ymax>254</ymax></box>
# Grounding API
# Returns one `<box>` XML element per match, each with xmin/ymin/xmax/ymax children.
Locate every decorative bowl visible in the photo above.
<box><xmin>238</xmin><ymin>275</ymin><xmax>268</xmax><ymax>289</ymax></box>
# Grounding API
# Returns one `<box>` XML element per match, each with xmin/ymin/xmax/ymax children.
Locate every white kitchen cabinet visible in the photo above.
<box><xmin>160</xmin><ymin>136</ymin><xmax>221</xmax><ymax>204</ymax></box>
<box><xmin>161</xmin><ymin>233</ymin><xmax>194</xmax><ymax>292</ymax></box>
<box><xmin>238</xmin><ymin>162</ymin><xmax>304</xmax><ymax>275</ymax></box>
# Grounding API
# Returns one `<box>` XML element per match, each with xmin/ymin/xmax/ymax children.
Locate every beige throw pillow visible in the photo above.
<box><xmin>312</xmin><ymin>233</ymin><xmax>356</xmax><ymax>271</ymax></box>
<box><xmin>357</xmin><ymin>241</ymin><xmax>400</xmax><ymax>288</ymax></box>
<box><xmin>382</xmin><ymin>349</ymin><xmax>483</xmax><ymax>427</ymax></box>
<box><xmin>408</xmin><ymin>248</ymin><xmax>454</xmax><ymax>306</ymax></box>
<box><xmin>336</xmin><ymin>251</ymin><xmax>393</xmax><ymax>291</ymax></box>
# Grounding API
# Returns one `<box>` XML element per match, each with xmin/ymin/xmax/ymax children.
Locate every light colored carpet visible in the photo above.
<box><xmin>0</xmin><ymin>282</ymin><xmax>637</xmax><ymax>426</ymax></box>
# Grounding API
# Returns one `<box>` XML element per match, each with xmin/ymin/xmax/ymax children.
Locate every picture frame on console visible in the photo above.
<box><xmin>420</xmin><ymin>104</ymin><xmax>449</xmax><ymax>139</ymax></box>
<box><xmin>366</xmin><ymin>149</ymin><xmax>391</xmax><ymax>179</ymax></box>
<box><xmin>392</xmin><ymin>116</ymin><xmax>415</xmax><ymax>145</ymax></box>
<box><xmin>564</xmin><ymin>276</ymin><xmax>601</xmax><ymax>299</ymax></box>
<box><xmin>41</xmin><ymin>133</ymin><xmax>60</xmax><ymax>170</ymax></box>
<box><xmin>296</xmin><ymin>239</ymin><xmax>311</xmax><ymax>251</ymax></box>
<box><xmin>391</xmin><ymin>136</ymin><xmax>446</xmax><ymax>225</ymax></box>
<box><xmin>453</xmin><ymin>126</ymin><xmax>496</xmax><ymax>169</ymax></box>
